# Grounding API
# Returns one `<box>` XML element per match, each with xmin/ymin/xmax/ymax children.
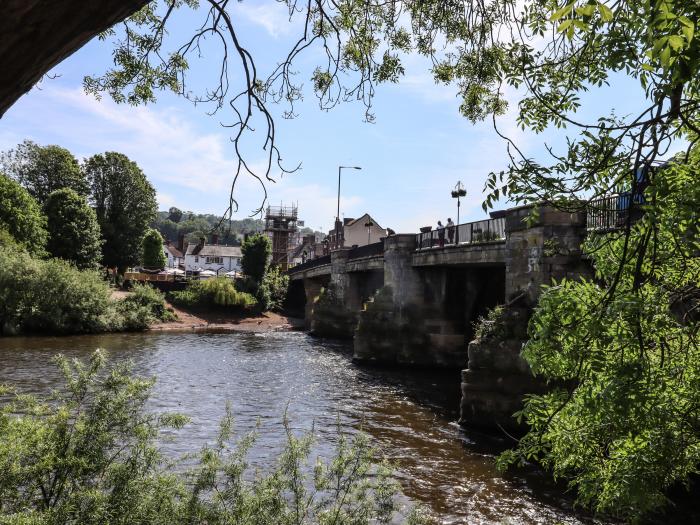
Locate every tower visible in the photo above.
<box><xmin>264</xmin><ymin>204</ymin><xmax>298</xmax><ymax>271</ymax></box>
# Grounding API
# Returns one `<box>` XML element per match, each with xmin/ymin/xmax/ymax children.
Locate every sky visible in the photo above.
<box><xmin>0</xmin><ymin>1</ymin><xmax>665</xmax><ymax>234</ymax></box>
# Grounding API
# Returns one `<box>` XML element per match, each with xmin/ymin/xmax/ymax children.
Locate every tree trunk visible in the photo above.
<box><xmin>0</xmin><ymin>0</ymin><xmax>150</xmax><ymax>118</ymax></box>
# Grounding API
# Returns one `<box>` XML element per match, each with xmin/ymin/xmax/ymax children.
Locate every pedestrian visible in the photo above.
<box><xmin>446</xmin><ymin>218</ymin><xmax>455</xmax><ymax>244</ymax></box>
<box><xmin>437</xmin><ymin>220</ymin><xmax>445</xmax><ymax>248</ymax></box>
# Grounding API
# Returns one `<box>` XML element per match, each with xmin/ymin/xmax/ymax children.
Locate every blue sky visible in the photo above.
<box><xmin>0</xmin><ymin>1</ymin><xmax>667</xmax><ymax>233</ymax></box>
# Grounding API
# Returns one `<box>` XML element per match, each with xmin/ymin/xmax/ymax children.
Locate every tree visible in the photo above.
<box><xmin>0</xmin><ymin>173</ymin><xmax>47</xmax><ymax>255</ymax></box>
<box><xmin>43</xmin><ymin>188</ymin><xmax>102</xmax><ymax>270</ymax></box>
<box><xmin>142</xmin><ymin>228</ymin><xmax>166</xmax><ymax>269</ymax></box>
<box><xmin>497</xmin><ymin>151</ymin><xmax>700</xmax><ymax>520</ymax></box>
<box><xmin>1</xmin><ymin>140</ymin><xmax>88</xmax><ymax>204</ymax></box>
<box><xmin>241</xmin><ymin>233</ymin><xmax>271</xmax><ymax>284</ymax></box>
<box><xmin>85</xmin><ymin>152</ymin><xmax>157</xmax><ymax>272</ymax></box>
<box><xmin>167</xmin><ymin>206</ymin><xmax>183</xmax><ymax>223</ymax></box>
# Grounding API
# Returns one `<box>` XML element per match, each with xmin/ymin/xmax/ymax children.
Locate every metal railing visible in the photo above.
<box><xmin>416</xmin><ymin>217</ymin><xmax>506</xmax><ymax>250</ymax></box>
<box><xmin>586</xmin><ymin>193</ymin><xmax>644</xmax><ymax>231</ymax></box>
<box><xmin>348</xmin><ymin>240</ymin><xmax>384</xmax><ymax>259</ymax></box>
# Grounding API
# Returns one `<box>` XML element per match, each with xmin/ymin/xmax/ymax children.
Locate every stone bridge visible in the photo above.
<box><xmin>287</xmin><ymin>204</ymin><xmax>591</xmax><ymax>431</ymax></box>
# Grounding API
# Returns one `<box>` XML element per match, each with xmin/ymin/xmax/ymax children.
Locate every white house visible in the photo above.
<box><xmin>327</xmin><ymin>213</ymin><xmax>387</xmax><ymax>248</ymax></box>
<box><xmin>163</xmin><ymin>241</ymin><xmax>184</xmax><ymax>269</ymax></box>
<box><xmin>184</xmin><ymin>239</ymin><xmax>242</xmax><ymax>274</ymax></box>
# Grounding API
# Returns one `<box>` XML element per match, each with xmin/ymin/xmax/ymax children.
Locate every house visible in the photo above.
<box><xmin>184</xmin><ymin>238</ymin><xmax>242</xmax><ymax>274</ymax></box>
<box><xmin>289</xmin><ymin>234</ymin><xmax>323</xmax><ymax>266</ymax></box>
<box><xmin>327</xmin><ymin>213</ymin><xmax>387</xmax><ymax>248</ymax></box>
<box><xmin>163</xmin><ymin>240</ymin><xmax>184</xmax><ymax>269</ymax></box>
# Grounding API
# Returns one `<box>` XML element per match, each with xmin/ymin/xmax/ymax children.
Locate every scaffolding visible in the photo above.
<box><xmin>264</xmin><ymin>204</ymin><xmax>298</xmax><ymax>271</ymax></box>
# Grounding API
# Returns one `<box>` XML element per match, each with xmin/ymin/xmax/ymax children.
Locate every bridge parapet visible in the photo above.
<box><xmin>416</xmin><ymin>217</ymin><xmax>506</xmax><ymax>250</ymax></box>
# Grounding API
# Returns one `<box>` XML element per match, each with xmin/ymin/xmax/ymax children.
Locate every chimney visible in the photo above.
<box><xmin>177</xmin><ymin>233</ymin><xmax>185</xmax><ymax>253</ymax></box>
<box><xmin>212</xmin><ymin>233</ymin><xmax>219</xmax><ymax>245</ymax></box>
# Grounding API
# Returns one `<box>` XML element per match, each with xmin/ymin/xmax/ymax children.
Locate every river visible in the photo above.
<box><xmin>0</xmin><ymin>331</ymin><xmax>602</xmax><ymax>524</ymax></box>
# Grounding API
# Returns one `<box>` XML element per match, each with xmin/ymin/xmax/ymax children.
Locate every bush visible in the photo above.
<box><xmin>0</xmin><ymin>250</ymin><xmax>113</xmax><ymax>335</ymax></box>
<box><xmin>117</xmin><ymin>282</ymin><xmax>176</xmax><ymax>328</ymax></box>
<box><xmin>168</xmin><ymin>278</ymin><xmax>256</xmax><ymax>309</ymax></box>
<box><xmin>0</xmin><ymin>245</ymin><xmax>167</xmax><ymax>335</ymax></box>
<box><xmin>258</xmin><ymin>265</ymin><xmax>289</xmax><ymax>311</ymax></box>
<box><xmin>0</xmin><ymin>352</ymin><xmax>429</xmax><ymax>524</ymax></box>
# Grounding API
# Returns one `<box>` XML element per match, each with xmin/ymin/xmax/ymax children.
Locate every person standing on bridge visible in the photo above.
<box><xmin>437</xmin><ymin>220</ymin><xmax>445</xmax><ymax>248</ymax></box>
<box><xmin>446</xmin><ymin>218</ymin><xmax>455</xmax><ymax>244</ymax></box>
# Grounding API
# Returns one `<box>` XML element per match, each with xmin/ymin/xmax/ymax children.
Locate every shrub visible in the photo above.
<box><xmin>118</xmin><ymin>282</ymin><xmax>176</xmax><ymax>327</ymax></box>
<box><xmin>258</xmin><ymin>265</ymin><xmax>289</xmax><ymax>311</ymax></box>
<box><xmin>0</xmin><ymin>250</ymin><xmax>113</xmax><ymax>335</ymax></box>
<box><xmin>168</xmin><ymin>278</ymin><xmax>256</xmax><ymax>309</ymax></box>
<box><xmin>0</xmin><ymin>248</ymin><xmax>167</xmax><ymax>335</ymax></box>
<box><xmin>0</xmin><ymin>352</ymin><xmax>429</xmax><ymax>524</ymax></box>
<box><xmin>472</xmin><ymin>304</ymin><xmax>505</xmax><ymax>341</ymax></box>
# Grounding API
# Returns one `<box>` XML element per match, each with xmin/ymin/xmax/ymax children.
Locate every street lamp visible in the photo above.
<box><xmin>451</xmin><ymin>181</ymin><xmax>467</xmax><ymax>225</ymax></box>
<box><xmin>451</xmin><ymin>181</ymin><xmax>467</xmax><ymax>244</ymax></box>
<box><xmin>336</xmin><ymin>165</ymin><xmax>361</xmax><ymax>248</ymax></box>
<box><xmin>364</xmin><ymin>219</ymin><xmax>374</xmax><ymax>245</ymax></box>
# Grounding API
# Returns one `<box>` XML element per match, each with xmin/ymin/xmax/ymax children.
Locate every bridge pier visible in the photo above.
<box><xmin>459</xmin><ymin>204</ymin><xmax>590</xmax><ymax>431</ymax></box>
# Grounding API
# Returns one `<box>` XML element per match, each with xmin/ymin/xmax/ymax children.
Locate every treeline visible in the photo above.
<box><xmin>152</xmin><ymin>209</ymin><xmax>263</xmax><ymax>246</ymax></box>
<box><xmin>152</xmin><ymin>209</ymin><xmax>320</xmax><ymax>247</ymax></box>
<box><xmin>1</xmin><ymin>140</ymin><xmax>158</xmax><ymax>272</ymax></box>
<box><xmin>0</xmin><ymin>140</ymin><xmax>172</xmax><ymax>335</ymax></box>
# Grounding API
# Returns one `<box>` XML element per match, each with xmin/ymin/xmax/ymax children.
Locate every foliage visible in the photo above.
<box><xmin>85</xmin><ymin>151</ymin><xmax>157</xmax><ymax>271</ymax></box>
<box><xmin>497</xmin><ymin>158</ymin><xmax>700</xmax><ymax>520</ymax></box>
<box><xmin>0</xmin><ymin>351</ymin><xmax>428</xmax><ymax>524</ymax></box>
<box><xmin>152</xmin><ymin>210</ymin><xmax>267</xmax><ymax>244</ymax></box>
<box><xmin>0</xmin><ymin>250</ymin><xmax>114</xmax><ymax>335</ymax></box>
<box><xmin>0</xmin><ymin>139</ymin><xmax>88</xmax><ymax>204</ymax></box>
<box><xmin>43</xmin><ymin>188</ymin><xmax>103</xmax><ymax>270</ymax></box>
<box><xmin>0</xmin><ymin>173</ymin><xmax>47</xmax><ymax>256</ymax></box>
<box><xmin>241</xmin><ymin>233</ymin><xmax>271</xmax><ymax>284</ymax></box>
<box><xmin>168</xmin><ymin>277</ymin><xmax>256</xmax><ymax>309</ymax></box>
<box><xmin>142</xmin><ymin>227</ymin><xmax>166</xmax><ymax>269</ymax></box>
<box><xmin>473</xmin><ymin>305</ymin><xmax>505</xmax><ymax>341</ymax></box>
<box><xmin>167</xmin><ymin>206</ymin><xmax>183</xmax><ymax>223</ymax></box>
<box><xmin>119</xmin><ymin>282</ymin><xmax>176</xmax><ymax>327</ymax></box>
<box><xmin>256</xmin><ymin>265</ymin><xmax>290</xmax><ymax>312</ymax></box>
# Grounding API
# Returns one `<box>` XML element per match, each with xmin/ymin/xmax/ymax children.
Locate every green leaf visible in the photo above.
<box><xmin>550</xmin><ymin>2</ymin><xmax>574</xmax><ymax>21</ymax></box>
<box><xmin>557</xmin><ymin>19</ymin><xmax>574</xmax><ymax>34</ymax></box>
<box><xmin>668</xmin><ymin>35</ymin><xmax>684</xmax><ymax>51</ymax></box>
<box><xmin>576</xmin><ymin>4</ymin><xmax>596</xmax><ymax>17</ymax></box>
<box><xmin>597</xmin><ymin>2</ymin><xmax>613</xmax><ymax>22</ymax></box>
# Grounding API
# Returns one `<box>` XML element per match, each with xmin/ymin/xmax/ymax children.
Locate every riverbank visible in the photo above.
<box><xmin>151</xmin><ymin>300</ymin><xmax>305</xmax><ymax>333</ymax></box>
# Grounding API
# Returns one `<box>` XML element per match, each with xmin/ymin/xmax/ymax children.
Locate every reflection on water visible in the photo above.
<box><xmin>0</xmin><ymin>332</ymin><xmax>603</xmax><ymax>524</ymax></box>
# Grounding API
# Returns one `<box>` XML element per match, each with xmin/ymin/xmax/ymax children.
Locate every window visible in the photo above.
<box><xmin>206</xmin><ymin>256</ymin><xmax>223</xmax><ymax>264</ymax></box>
<box><xmin>194</xmin><ymin>256</ymin><xmax>198</xmax><ymax>263</ymax></box>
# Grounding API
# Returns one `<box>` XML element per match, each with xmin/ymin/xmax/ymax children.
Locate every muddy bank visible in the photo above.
<box><xmin>151</xmin><ymin>301</ymin><xmax>304</xmax><ymax>334</ymax></box>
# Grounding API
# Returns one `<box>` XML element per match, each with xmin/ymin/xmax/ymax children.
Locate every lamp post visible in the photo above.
<box><xmin>364</xmin><ymin>219</ymin><xmax>374</xmax><ymax>245</ymax></box>
<box><xmin>451</xmin><ymin>181</ymin><xmax>467</xmax><ymax>244</ymax></box>
<box><xmin>336</xmin><ymin>165</ymin><xmax>361</xmax><ymax>248</ymax></box>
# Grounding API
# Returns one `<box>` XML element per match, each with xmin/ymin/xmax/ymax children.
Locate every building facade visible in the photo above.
<box><xmin>327</xmin><ymin>213</ymin><xmax>387</xmax><ymax>248</ymax></box>
<box><xmin>184</xmin><ymin>239</ymin><xmax>242</xmax><ymax>274</ymax></box>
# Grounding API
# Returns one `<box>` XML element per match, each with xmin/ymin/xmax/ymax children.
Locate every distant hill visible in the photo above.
<box><xmin>152</xmin><ymin>209</ymin><xmax>319</xmax><ymax>246</ymax></box>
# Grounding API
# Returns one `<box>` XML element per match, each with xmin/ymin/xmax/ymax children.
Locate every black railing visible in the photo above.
<box><xmin>348</xmin><ymin>240</ymin><xmax>384</xmax><ymax>259</ymax></box>
<box><xmin>288</xmin><ymin>254</ymin><xmax>331</xmax><ymax>273</ymax></box>
<box><xmin>416</xmin><ymin>217</ymin><xmax>506</xmax><ymax>250</ymax></box>
<box><xmin>586</xmin><ymin>193</ymin><xmax>644</xmax><ymax>231</ymax></box>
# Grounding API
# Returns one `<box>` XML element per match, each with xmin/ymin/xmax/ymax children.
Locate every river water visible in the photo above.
<box><xmin>0</xmin><ymin>331</ymin><xmax>601</xmax><ymax>524</ymax></box>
